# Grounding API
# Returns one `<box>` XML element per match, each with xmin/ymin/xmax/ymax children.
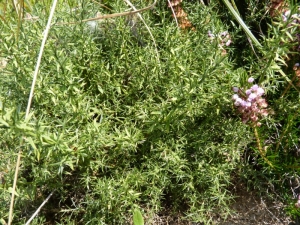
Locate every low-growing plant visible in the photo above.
<box><xmin>0</xmin><ymin>1</ymin><xmax>252</xmax><ymax>224</ymax></box>
<box><xmin>1</xmin><ymin>0</ymin><xmax>300</xmax><ymax>224</ymax></box>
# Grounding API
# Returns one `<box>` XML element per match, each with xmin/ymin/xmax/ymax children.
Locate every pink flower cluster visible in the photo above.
<box><xmin>208</xmin><ymin>30</ymin><xmax>232</xmax><ymax>55</ymax></box>
<box><xmin>232</xmin><ymin>78</ymin><xmax>268</xmax><ymax>127</ymax></box>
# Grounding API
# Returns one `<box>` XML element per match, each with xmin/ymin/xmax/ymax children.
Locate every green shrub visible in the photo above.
<box><xmin>2</xmin><ymin>0</ymin><xmax>300</xmax><ymax>224</ymax></box>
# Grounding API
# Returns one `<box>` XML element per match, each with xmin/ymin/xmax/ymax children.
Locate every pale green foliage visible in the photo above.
<box><xmin>1</xmin><ymin>0</ymin><xmax>300</xmax><ymax>224</ymax></box>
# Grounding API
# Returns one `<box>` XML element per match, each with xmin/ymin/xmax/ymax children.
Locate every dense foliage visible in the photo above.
<box><xmin>0</xmin><ymin>0</ymin><xmax>300</xmax><ymax>224</ymax></box>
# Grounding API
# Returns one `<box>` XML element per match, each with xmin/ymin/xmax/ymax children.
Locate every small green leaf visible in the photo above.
<box><xmin>66</xmin><ymin>160</ymin><xmax>74</xmax><ymax>170</ymax></box>
<box><xmin>116</xmin><ymin>86</ymin><xmax>121</xmax><ymax>94</ymax></box>
<box><xmin>8</xmin><ymin>187</ymin><xmax>19</xmax><ymax>196</ymax></box>
<box><xmin>41</xmin><ymin>135</ymin><xmax>56</xmax><ymax>145</ymax></box>
<box><xmin>150</xmin><ymin>111</ymin><xmax>161</xmax><ymax>115</ymax></box>
<box><xmin>26</xmin><ymin>137</ymin><xmax>40</xmax><ymax>161</ymax></box>
<box><xmin>133</xmin><ymin>209</ymin><xmax>144</xmax><ymax>225</ymax></box>
<box><xmin>0</xmin><ymin>218</ymin><xmax>7</xmax><ymax>225</ymax></box>
<box><xmin>15</xmin><ymin>123</ymin><xmax>35</xmax><ymax>131</ymax></box>
<box><xmin>0</xmin><ymin>118</ymin><xmax>9</xmax><ymax>127</ymax></box>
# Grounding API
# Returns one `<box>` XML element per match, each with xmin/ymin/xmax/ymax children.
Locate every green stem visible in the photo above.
<box><xmin>230</xmin><ymin>0</ymin><xmax>239</xmax><ymax>15</ymax></box>
<box><xmin>221</xmin><ymin>0</ymin><xmax>262</xmax><ymax>48</ymax></box>
<box><xmin>253</xmin><ymin>127</ymin><xmax>274</xmax><ymax>168</ymax></box>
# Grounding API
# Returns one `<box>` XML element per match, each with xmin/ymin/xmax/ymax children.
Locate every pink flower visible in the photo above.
<box><xmin>248</xmin><ymin>77</ymin><xmax>254</xmax><ymax>83</ymax></box>
<box><xmin>256</xmin><ymin>87</ymin><xmax>265</xmax><ymax>96</ymax></box>
<box><xmin>232</xmin><ymin>94</ymin><xmax>239</xmax><ymax>100</ymax></box>
<box><xmin>240</xmin><ymin>100</ymin><xmax>247</xmax><ymax>107</ymax></box>
<box><xmin>258</xmin><ymin>99</ymin><xmax>268</xmax><ymax>108</ymax></box>
<box><xmin>220</xmin><ymin>31</ymin><xmax>228</xmax><ymax>36</ymax></box>
<box><xmin>225</xmin><ymin>40</ymin><xmax>232</xmax><ymax>46</ymax></box>
<box><xmin>250</xmin><ymin>114</ymin><xmax>258</xmax><ymax>122</ymax></box>
<box><xmin>260</xmin><ymin>109</ymin><xmax>268</xmax><ymax>116</ymax></box>
<box><xmin>233</xmin><ymin>87</ymin><xmax>239</xmax><ymax>92</ymax></box>
<box><xmin>232</xmin><ymin>79</ymin><xmax>269</xmax><ymax>127</ymax></box>
<box><xmin>245</xmin><ymin>89</ymin><xmax>252</xmax><ymax>95</ymax></box>
<box><xmin>282</xmin><ymin>10</ymin><xmax>291</xmax><ymax>22</ymax></box>
<box><xmin>251</xmin><ymin>104</ymin><xmax>258</xmax><ymax>112</ymax></box>
<box><xmin>248</xmin><ymin>93</ymin><xmax>257</xmax><ymax>101</ymax></box>
<box><xmin>251</xmin><ymin>84</ymin><xmax>258</xmax><ymax>91</ymax></box>
<box><xmin>234</xmin><ymin>98</ymin><xmax>243</xmax><ymax>106</ymax></box>
<box><xmin>208</xmin><ymin>31</ymin><xmax>215</xmax><ymax>38</ymax></box>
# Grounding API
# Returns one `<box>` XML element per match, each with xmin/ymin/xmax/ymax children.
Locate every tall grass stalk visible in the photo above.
<box><xmin>13</xmin><ymin>0</ymin><xmax>24</xmax><ymax>41</ymax></box>
<box><xmin>8</xmin><ymin>0</ymin><xmax>58</xmax><ymax>224</ymax></box>
<box><xmin>167</xmin><ymin>0</ymin><xmax>179</xmax><ymax>27</ymax></box>
<box><xmin>221</xmin><ymin>0</ymin><xmax>262</xmax><ymax>48</ymax></box>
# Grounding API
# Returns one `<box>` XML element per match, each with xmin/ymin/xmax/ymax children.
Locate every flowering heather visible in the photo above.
<box><xmin>232</xmin><ymin>78</ymin><xmax>269</xmax><ymax>127</ymax></box>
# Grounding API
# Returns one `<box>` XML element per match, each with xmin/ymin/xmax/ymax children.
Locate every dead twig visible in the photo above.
<box><xmin>57</xmin><ymin>0</ymin><xmax>156</xmax><ymax>25</ymax></box>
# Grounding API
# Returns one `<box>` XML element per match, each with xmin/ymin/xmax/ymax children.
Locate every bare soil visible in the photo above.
<box><xmin>217</xmin><ymin>186</ymin><xmax>293</xmax><ymax>225</ymax></box>
<box><xmin>149</xmin><ymin>183</ymin><xmax>294</xmax><ymax>225</ymax></box>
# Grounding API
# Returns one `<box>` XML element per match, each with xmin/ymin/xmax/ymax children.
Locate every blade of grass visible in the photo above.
<box><xmin>167</xmin><ymin>0</ymin><xmax>179</xmax><ymax>28</ymax></box>
<box><xmin>221</xmin><ymin>0</ymin><xmax>262</xmax><ymax>48</ymax></box>
<box><xmin>228</xmin><ymin>0</ymin><xmax>259</xmax><ymax>58</ymax></box>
